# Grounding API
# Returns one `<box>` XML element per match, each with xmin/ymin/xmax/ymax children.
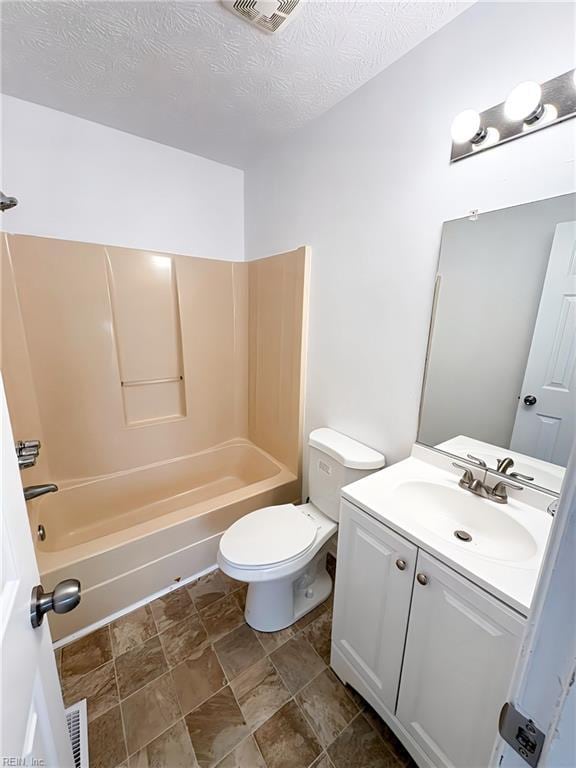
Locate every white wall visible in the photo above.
<box><xmin>1</xmin><ymin>96</ymin><xmax>244</xmax><ymax>260</ymax></box>
<box><xmin>245</xmin><ymin>1</ymin><xmax>576</xmax><ymax>466</ymax></box>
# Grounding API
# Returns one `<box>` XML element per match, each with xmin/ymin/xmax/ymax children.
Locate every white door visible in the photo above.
<box><xmin>510</xmin><ymin>222</ymin><xmax>576</xmax><ymax>466</ymax></box>
<box><xmin>0</xmin><ymin>377</ymin><xmax>73</xmax><ymax>767</ymax></box>
<box><xmin>331</xmin><ymin>500</ymin><xmax>416</xmax><ymax>713</ymax></box>
<box><xmin>495</xmin><ymin>444</ymin><xmax>576</xmax><ymax>768</ymax></box>
<box><xmin>396</xmin><ymin>551</ymin><xmax>524</xmax><ymax>768</ymax></box>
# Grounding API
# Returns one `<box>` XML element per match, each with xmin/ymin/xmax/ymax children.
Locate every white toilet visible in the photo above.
<box><xmin>218</xmin><ymin>428</ymin><xmax>385</xmax><ymax>632</ymax></box>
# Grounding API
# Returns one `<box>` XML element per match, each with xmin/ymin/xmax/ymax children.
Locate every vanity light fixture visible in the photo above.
<box><xmin>451</xmin><ymin>110</ymin><xmax>487</xmax><ymax>145</ymax></box>
<box><xmin>504</xmin><ymin>81</ymin><xmax>544</xmax><ymax>123</ymax></box>
<box><xmin>450</xmin><ymin>68</ymin><xmax>576</xmax><ymax>162</ymax></box>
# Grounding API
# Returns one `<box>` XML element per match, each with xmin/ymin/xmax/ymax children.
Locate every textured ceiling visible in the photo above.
<box><xmin>1</xmin><ymin>1</ymin><xmax>472</xmax><ymax>168</ymax></box>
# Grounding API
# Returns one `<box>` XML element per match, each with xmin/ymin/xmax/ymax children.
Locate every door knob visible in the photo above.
<box><xmin>416</xmin><ymin>573</ymin><xmax>429</xmax><ymax>586</ymax></box>
<box><xmin>523</xmin><ymin>395</ymin><xmax>537</xmax><ymax>406</ymax></box>
<box><xmin>395</xmin><ymin>559</ymin><xmax>407</xmax><ymax>571</ymax></box>
<box><xmin>30</xmin><ymin>579</ymin><xmax>81</xmax><ymax>628</ymax></box>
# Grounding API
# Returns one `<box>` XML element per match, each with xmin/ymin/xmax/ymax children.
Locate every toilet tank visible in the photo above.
<box><xmin>308</xmin><ymin>428</ymin><xmax>385</xmax><ymax>522</ymax></box>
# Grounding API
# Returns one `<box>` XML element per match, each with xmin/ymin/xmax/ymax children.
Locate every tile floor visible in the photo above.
<box><xmin>55</xmin><ymin>559</ymin><xmax>416</xmax><ymax>768</ymax></box>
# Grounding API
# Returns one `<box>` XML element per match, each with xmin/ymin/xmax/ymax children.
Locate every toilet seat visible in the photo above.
<box><xmin>219</xmin><ymin>504</ymin><xmax>318</xmax><ymax>569</ymax></box>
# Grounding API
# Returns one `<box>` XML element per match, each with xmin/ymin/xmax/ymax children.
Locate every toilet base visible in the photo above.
<box><xmin>244</xmin><ymin>556</ymin><xmax>333</xmax><ymax>633</ymax></box>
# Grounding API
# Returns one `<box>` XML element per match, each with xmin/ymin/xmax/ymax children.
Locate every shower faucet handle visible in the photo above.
<box><xmin>16</xmin><ymin>439</ymin><xmax>41</xmax><ymax>469</ymax></box>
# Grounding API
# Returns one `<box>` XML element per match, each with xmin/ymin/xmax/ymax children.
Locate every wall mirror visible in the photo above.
<box><xmin>418</xmin><ymin>193</ymin><xmax>576</xmax><ymax>494</ymax></box>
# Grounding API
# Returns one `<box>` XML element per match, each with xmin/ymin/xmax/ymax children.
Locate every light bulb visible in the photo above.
<box><xmin>504</xmin><ymin>81</ymin><xmax>543</xmax><ymax>123</ymax></box>
<box><xmin>450</xmin><ymin>109</ymin><xmax>487</xmax><ymax>144</ymax></box>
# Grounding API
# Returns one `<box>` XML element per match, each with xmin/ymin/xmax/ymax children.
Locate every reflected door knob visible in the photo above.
<box><xmin>30</xmin><ymin>579</ymin><xmax>81</xmax><ymax>628</ymax></box>
<box><xmin>523</xmin><ymin>395</ymin><xmax>537</xmax><ymax>406</ymax></box>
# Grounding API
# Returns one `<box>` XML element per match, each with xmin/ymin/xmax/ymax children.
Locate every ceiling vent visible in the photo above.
<box><xmin>222</xmin><ymin>0</ymin><xmax>302</xmax><ymax>34</ymax></box>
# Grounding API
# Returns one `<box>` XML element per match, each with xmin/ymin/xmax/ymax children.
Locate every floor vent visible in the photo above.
<box><xmin>65</xmin><ymin>700</ymin><xmax>89</xmax><ymax>768</ymax></box>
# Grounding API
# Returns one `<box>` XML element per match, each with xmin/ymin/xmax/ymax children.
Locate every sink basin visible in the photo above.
<box><xmin>392</xmin><ymin>480</ymin><xmax>538</xmax><ymax>562</ymax></box>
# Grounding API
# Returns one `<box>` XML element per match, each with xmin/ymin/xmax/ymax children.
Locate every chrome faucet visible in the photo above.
<box><xmin>452</xmin><ymin>462</ymin><xmax>523</xmax><ymax>504</ymax></box>
<box><xmin>16</xmin><ymin>439</ymin><xmax>41</xmax><ymax>469</ymax></box>
<box><xmin>496</xmin><ymin>455</ymin><xmax>535</xmax><ymax>483</ymax></box>
<box><xmin>23</xmin><ymin>484</ymin><xmax>58</xmax><ymax>501</ymax></box>
<box><xmin>496</xmin><ymin>456</ymin><xmax>514</xmax><ymax>474</ymax></box>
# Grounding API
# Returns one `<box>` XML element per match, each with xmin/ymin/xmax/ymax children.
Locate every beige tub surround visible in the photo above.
<box><xmin>248</xmin><ymin>247</ymin><xmax>310</xmax><ymax>477</ymax></box>
<box><xmin>2</xmin><ymin>233</ymin><xmax>309</xmax><ymax>638</ymax></box>
<box><xmin>4</xmin><ymin>235</ymin><xmax>250</xmax><ymax>480</ymax></box>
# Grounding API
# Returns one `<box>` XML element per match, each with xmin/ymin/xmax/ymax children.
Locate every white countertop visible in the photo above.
<box><xmin>341</xmin><ymin>447</ymin><xmax>554</xmax><ymax>616</ymax></box>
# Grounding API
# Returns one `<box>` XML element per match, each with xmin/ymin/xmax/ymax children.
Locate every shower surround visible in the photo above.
<box><xmin>1</xmin><ymin>234</ymin><xmax>309</xmax><ymax>640</ymax></box>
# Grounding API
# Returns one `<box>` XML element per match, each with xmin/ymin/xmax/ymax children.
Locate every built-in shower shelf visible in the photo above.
<box><xmin>121</xmin><ymin>376</ymin><xmax>183</xmax><ymax>387</ymax></box>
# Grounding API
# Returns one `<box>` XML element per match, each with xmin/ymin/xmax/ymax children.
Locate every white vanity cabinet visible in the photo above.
<box><xmin>332</xmin><ymin>501</ymin><xmax>525</xmax><ymax>768</ymax></box>
<box><xmin>396</xmin><ymin>550</ymin><xmax>525</xmax><ymax>768</ymax></box>
<box><xmin>332</xmin><ymin>500</ymin><xmax>417</xmax><ymax>712</ymax></box>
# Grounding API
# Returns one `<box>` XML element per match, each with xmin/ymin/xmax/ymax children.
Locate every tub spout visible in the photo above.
<box><xmin>24</xmin><ymin>484</ymin><xmax>58</xmax><ymax>501</ymax></box>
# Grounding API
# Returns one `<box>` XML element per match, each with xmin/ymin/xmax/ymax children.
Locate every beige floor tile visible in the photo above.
<box><xmin>233</xmin><ymin>585</ymin><xmax>248</xmax><ymax>613</ymax></box>
<box><xmin>171</xmin><ymin>646</ymin><xmax>227</xmax><ymax>715</ymax></box>
<box><xmin>311</xmin><ymin>755</ymin><xmax>335</xmax><ymax>768</ymax></box>
<box><xmin>127</xmin><ymin>720</ymin><xmax>198</xmax><ymax>768</ymax></box>
<box><xmin>187</xmin><ymin>570</ymin><xmax>228</xmax><ymax>610</ymax></box>
<box><xmin>327</xmin><ymin>714</ymin><xmax>397</xmax><ymax>768</ymax></box>
<box><xmin>214</xmin><ymin>625</ymin><xmax>265</xmax><ymax>681</ymax></box>
<box><xmin>121</xmin><ymin>672</ymin><xmax>181</xmax><ymax>756</ymax></box>
<box><xmin>254</xmin><ymin>700</ymin><xmax>322</xmax><ymax>768</ymax></box>
<box><xmin>231</xmin><ymin>657</ymin><xmax>290</xmax><ymax>731</ymax></box>
<box><xmin>115</xmin><ymin>635</ymin><xmax>168</xmax><ymax>699</ymax></box>
<box><xmin>270</xmin><ymin>635</ymin><xmax>326</xmax><ymax>695</ymax></box>
<box><xmin>62</xmin><ymin>660</ymin><xmax>118</xmax><ymax>723</ymax></box>
<box><xmin>254</xmin><ymin>626</ymin><xmax>294</xmax><ymax>654</ymax></box>
<box><xmin>88</xmin><ymin>705</ymin><xmax>127</xmax><ymax>768</ymax></box>
<box><xmin>296</xmin><ymin>669</ymin><xmax>358</xmax><ymax>748</ymax></box>
<box><xmin>214</xmin><ymin>735</ymin><xmax>266</xmax><ymax>768</ymax></box>
<box><xmin>300</xmin><ymin>610</ymin><xmax>332</xmax><ymax>665</ymax></box>
<box><xmin>200</xmin><ymin>595</ymin><xmax>245</xmax><ymax>642</ymax></box>
<box><xmin>362</xmin><ymin>703</ymin><xmax>417</xmax><ymax>766</ymax></box>
<box><xmin>219</xmin><ymin>571</ymin><xmax>245</xmax><ymax>596</ymax></box>
<box><xmin>185</xmin><ymin>686</ymin><xmax>249</xmax><ymax>768</ymax></box>
<box><xmin>295</xmin><ymin>596</ymin><xmax>333</xmax><ymax>631</ymax></box>
<box><xmin>61</xmin><ymin>626</ymin><xmax>112</xmax><ymax>681</ymax></box>
<box><xmin>110</xmin><ymin>606</ymin><xmax>156</xmax><ymax>656</ymax></box>
<box><xmin>159</xmin><ymin>614</ymin><xmax>209</xmax><ymax>667</ymax></box>
<box><xmin>150</xmin><ymin>587</ymin><xmax>196</xmax><ymax>634</ymax></box>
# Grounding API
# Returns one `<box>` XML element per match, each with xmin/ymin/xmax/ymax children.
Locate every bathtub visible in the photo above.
<box><xmin>34</xmin><ymin>440</ymin><xmax>299</xmax><ymax>641</ymax></box>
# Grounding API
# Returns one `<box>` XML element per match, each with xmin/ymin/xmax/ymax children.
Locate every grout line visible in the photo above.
<box><xmin>125</xmin><ymin>717</ymin><xmax>184</xmax><ymax>761</ymax></box>
<box><xmin>112</xmin><ymin>654</ymin><xmax>129</xmax><ymax>766</ymax></box>
<box><xmin>251</xmin><ymin>732</ymin><xmax>268</xmax><ymax>768</ymax></box>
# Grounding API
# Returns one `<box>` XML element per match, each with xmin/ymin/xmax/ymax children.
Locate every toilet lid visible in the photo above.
<box><xmin>220</xmin><ymin>505</ymin><xmax>318</xmax><ymax>568</ymax></box>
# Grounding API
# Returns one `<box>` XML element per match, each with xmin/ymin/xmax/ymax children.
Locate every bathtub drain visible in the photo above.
<box><xmin>454</xmin><ymin>529</ymin><xmax>472</xmax><ymax>542</ymax></box>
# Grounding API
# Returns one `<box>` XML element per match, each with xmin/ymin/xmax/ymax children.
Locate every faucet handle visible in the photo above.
<box><xmin>467</xmin><ymin>454</ymin><xmax>487</xmax><ymax>468</ymax></box>
<box><xmin>510</xmin><ymin>471</ymin><xmax>535</xmax><ymax>482</ymax></box>
<box><xmin>452</xmin><ymin>462</ymin><xmax>474</xmax><ymax>487</ymax></box>
<box><xmin>490</xmin><ymin>479</ymin><xmax>523</xmax><ymax>503</ymax></box>
<box><xmin>495</xmin><ymin>479</ymin><xmax>523</xmax><ymax>490</ymax></box>
<box><xmin>18</xmin><ymin>455</ymin><xmax>37</xmax><ymax>469</ymax></box>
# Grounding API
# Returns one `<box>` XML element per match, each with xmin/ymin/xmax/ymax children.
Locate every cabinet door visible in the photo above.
<box><xmin>397</xmin><ymin>551</ymin><xmax>524</xmax><ymax>768</ymax></box>
<box><xmin>332</xmin><ymin>500</ymin><xmax>417</xmax><ymax>712</ymax></box>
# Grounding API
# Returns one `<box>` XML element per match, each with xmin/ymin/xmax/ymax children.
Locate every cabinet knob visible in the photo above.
<box><xmin>395</xmin><ymin>559</ymin><xmax>407</xmax><ymax>571</ymax></box>
<box><xmin>416</xmin><ymin>573</ymin><xmax>429</xmax><ymax>586</ymax></box>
